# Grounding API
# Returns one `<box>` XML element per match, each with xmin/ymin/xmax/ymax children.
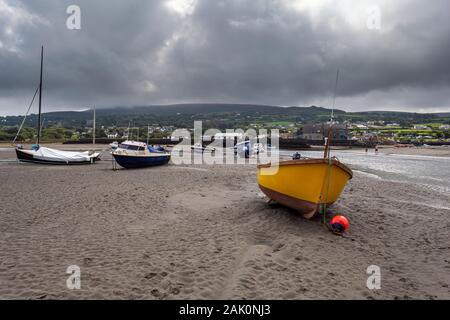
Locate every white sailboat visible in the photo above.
<box><xmin>15</xmin><ymin>46</ymin><xmax>100</xmax><ymax>164</ymax></box>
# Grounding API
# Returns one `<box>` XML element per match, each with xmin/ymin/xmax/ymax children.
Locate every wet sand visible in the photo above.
<box><xmin>0</xmin><ymin>146</ymin><xmax>449</xmax><ymax>299</ymax></box>
<box><xmin>377</xmin><ymin>145</ymin><xmax>450</xmax><ymax>157</ymax></box>
<box><xmin>307</xmin><ymin>145</ymin><xmax>450</xmax><ymax>158</ymax></box>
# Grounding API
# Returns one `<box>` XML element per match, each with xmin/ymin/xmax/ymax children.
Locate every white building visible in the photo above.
<box><xmin>413</xmin><ymin>125</ymin><xmax>430</xmax><ymax>130</ymax></box>
<box><xmin>107</xmin><ymin>133</ymin><xmax>118</xmax><ymax>139</ymax></box>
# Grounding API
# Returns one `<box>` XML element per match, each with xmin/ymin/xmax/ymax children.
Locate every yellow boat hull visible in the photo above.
<box><xmin>257</xmin><ymin>159</ymin><xmax>353</xmax><ymax>219</ymax></box>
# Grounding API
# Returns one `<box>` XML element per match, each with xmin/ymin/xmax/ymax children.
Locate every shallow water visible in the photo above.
<box><xmin>280</xmin><ymin>149</ymin><xmax>450</xmax><ymax>192</ymax></box>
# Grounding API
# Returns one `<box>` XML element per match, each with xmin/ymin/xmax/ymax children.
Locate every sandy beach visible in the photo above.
<box><xmin>0</xmin><ymin>145</ymin><xmax>449</xmax><ymax>300</ymax></box>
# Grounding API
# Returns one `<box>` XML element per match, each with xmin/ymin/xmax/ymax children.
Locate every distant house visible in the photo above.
<box><xmin>302</xmin><ymin>123</ymin><xmax>324</xmax><ymax>141</ymax></box>
<box><xmin>361</xmin><ymin>132</ymin><xmax>378</xmax><ymax>142</ymax></box>
<box><xmin>302</xmin><ymin>123</ymin><xmax>350</xmax><ymax>141</ymax></box>
<box><xmin>279</xmin><ymin>132</ymin><xmax>294</xmax><ymax>139</ymax></box>
<box><xmin>413</xmin><ymin>125</ymin><xmax>430</xmax><ymax>130</ymax></box>
<box><xmin>107</xmin><ymin>133</ymin><xmax>118</xmax><ymax>139</ymax></box>
<box><xmin>170</xmin><ymin>130</ymin><xmax>191</xmax><ymax>141</ymax></box>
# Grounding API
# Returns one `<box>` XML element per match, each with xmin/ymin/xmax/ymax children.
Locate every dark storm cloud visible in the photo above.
<box><xmin>1</xmin><ymin>0</ymin><xmax>450</xmax><ymax>115</ymax></box>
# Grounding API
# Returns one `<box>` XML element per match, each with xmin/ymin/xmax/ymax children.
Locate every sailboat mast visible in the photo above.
<box><xmin>331</xmin><ymin>69</ymin><xmax>339</xmax><ymax>122</ymax></box>
<box><xmin>40</xmin><ymin>118</ymin><xmax>45</xmax><ymax>133</ymax></box>
<box><xmin>324</xmin><ymin>69</ymin><xmax>340</xmax><ymax>159</ymax></box>
<box><xmin>37</xmin><ymin>46</ymin><xmax>43</xmax><ymax>145</ymax></box>
<box><xmin>93</xmin><ymin>105</ymin><xmax>96</xmax><ymax>145</ymax></box>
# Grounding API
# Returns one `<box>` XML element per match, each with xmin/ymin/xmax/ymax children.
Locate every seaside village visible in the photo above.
<box><xmin>88</xmin><ymin>121</ymin><xmax>450</xmax><ymax>147</ymax></box>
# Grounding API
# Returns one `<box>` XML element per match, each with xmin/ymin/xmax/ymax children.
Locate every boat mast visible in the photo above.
<box><xmin>331</xmin><ymin>69</ymin><xmax>339</xmax><ymax>123</ymax></box>
<box><xmin>93</xmin><ymin>105</ymin><xmax>96</xmax><ymax>145</ymax></box>
<box><xmin>37</xmin><ymin>46</ymin><xmax>43</xmax><ymax>145</ymax></box>
<box><xmin>40</xmin><ymin>118</ymin><xmax>45</xmax><ymax>134</ymax></box>
<box><xmin>324</xmin><ymin>69</ymin><xmax>340</xmax><ymax>159</ymax></box>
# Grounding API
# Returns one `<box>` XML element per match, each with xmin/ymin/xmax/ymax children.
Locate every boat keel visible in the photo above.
<box><xmin>259</xmin><ymin>185</ymin><xmax>322</xmax><ymax>220</ymax></box>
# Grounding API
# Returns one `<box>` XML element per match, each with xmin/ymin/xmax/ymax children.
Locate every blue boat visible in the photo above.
<box><xmin>112</xmin><ymin>141</ymin><xmax>170</xmax><ymax>169</ymax></box>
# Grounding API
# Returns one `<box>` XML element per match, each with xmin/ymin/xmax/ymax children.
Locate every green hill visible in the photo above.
<box><xmin>1</xmin><ymin>103</ymin><xmax>449</xmax><ymax>130</ymax></box>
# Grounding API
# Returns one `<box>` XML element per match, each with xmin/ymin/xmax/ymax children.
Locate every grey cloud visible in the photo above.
<box><xmin>1</xmin><ymin>0</ymin><xmax>449</xmax><ymax>115</ymax></box>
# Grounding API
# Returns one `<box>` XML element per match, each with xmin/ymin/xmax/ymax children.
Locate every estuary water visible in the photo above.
<box><xmin>280</xmin><ymin>149</ymin><xmax>450</xmax><ymax>192</ymax></box>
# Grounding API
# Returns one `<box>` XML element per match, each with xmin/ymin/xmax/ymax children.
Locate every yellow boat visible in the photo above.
<box><xmin>258</xmin><ymin>70</ymin><xmax>353</xmax><ymax>219</ymax></box>
<box><xmin>257</xmin><ymin>157</ymin><xmax>353</xmax><ymax>219</ymax></box>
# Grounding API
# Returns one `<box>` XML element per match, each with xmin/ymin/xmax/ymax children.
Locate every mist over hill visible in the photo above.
<box><xmin>1</xmin><ymin>104</ymin><xmax>449</xmax><ymax>130</ymax></box>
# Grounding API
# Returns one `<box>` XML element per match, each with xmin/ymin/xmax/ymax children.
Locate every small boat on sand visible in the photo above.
<box><xmin>112</xmin><ymin>141</ymin><xmax>170</xmax><ymax>169</ymax></box>
<box><xmin>14</xmin><ymin>46</ymin><xmax>100</xmax><ymax>165</ymax></box>
<box><xmin>257</xmin><ymin>157</ymin><xmax>352</xmax><ymax>219</ymax></box>
<box><xmin>258</xmin><ymin>69</ymin><xmax>352</xmax><ymax>219</ymax></box>
<box><xmin>16</xmin><ymin>145</ymin><xmax>99</xmax><ymax>165</ymax></box>
<box><xmin>109</xmin><ymin>141</ymin><xmax>119</xmax><ymax>150</ymax></box>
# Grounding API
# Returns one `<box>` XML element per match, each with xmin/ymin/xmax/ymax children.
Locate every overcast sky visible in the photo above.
<box><xmin>1</xmin><ymin>0</ymin><xmax>450</xmax><ymax>116</ymax></box>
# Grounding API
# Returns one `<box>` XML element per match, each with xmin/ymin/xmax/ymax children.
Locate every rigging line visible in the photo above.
<box><xmin>331</xmin><ymin>68</ymin><xmax>340</xmax><ymax>122</ymax></box>
<box><xmin>36</xmin><ymin>118</ymin><xmax>45</xmax><ymax>145</ymax></box>
<box><xmin>321</xmin><ymin>70</ymin><xmax>340</xmax><ymax>223</ymax></box>
<box><xmin>12</xmin><ymin>84</ymin><xmax>40</xmax><ymax>145</ymax></box>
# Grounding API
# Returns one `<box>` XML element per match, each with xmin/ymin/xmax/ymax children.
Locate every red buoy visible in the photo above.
<box><xmin>330</xmin><ymin>215</ymin><xmax>349</xmax><ymax>234</ymax></box>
